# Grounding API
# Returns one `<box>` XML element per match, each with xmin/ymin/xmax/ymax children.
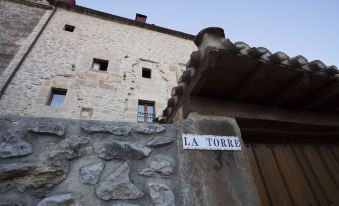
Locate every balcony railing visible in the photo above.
<box><xmin>137</xmin><ymin>112</ymin><xmax>155</xmax><ymax>123</ymax></box>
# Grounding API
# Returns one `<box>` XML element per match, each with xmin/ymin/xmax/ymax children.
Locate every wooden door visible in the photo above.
<box><xmin>245</xmin><ymin>143</ymin><xmax>339</xmax><ymax>206</ymax></box>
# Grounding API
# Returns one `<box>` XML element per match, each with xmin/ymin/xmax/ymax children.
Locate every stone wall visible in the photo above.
<box><xmin>0</xmin><ymin>0</ymin><xmax>50</xmax><ymax>76</ymax></box>
<box><xmin>22</xmin><ymin>0</ymin><xmax>50</xmax><ymax>5</ymax></box>
<box><xmin>27</xmin><ymin>0</ymin><xmax>49</xmax><ymax>4</ymax></box>
<box><xmin>177</xmin><ymin>113</ymin><xmax>261</xmax><ymax>206</ymax></box>
<box><xmin>0</xmin><ymin>5</ymin><xmax>196</xmax><ymax>122</ymax></box>
<box><xmin>0</xmin><ymin>116</ymin><xmax>178</xmax><ymax>206</ymax></box>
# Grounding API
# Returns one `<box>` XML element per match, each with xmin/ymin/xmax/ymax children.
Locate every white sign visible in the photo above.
<box><xmin>182</xmin><ymin>134</ymin><xmax>241</xmax><ymax>151</ymax></box>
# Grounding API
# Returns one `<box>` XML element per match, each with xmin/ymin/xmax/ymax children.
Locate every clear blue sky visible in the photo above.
<box><xmin>77</xmin><ymin>0</ymin><xmax>339</xmax><ymax>66</ymax></box>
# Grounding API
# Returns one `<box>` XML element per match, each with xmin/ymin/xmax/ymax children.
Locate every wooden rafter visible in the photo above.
<box><xmin>303</xmin><ymin>81</ymin><xmax>339</xmax><ymax>110</ymax></box>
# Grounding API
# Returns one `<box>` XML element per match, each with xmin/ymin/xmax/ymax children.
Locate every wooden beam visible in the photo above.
<box><xmin>235</xmin><ymin>62</ymin><xmax>264</xmax><ymax>101</ymax></box>
<box><xmin>238</xmin><ymin>118</ymin><xmax>339</xmax><ymax>142</ymax></box>
<box><xmin>178</xmin><ymin>70</ymin><xmax>191</xmax><ymax>83</ymax></box>
<box><xmin>189</xmin><ymin>96</ymin><xmax>339</xmax><ymax>127</ymax></box>
<box><xmin>241</xmin><ymin>128</ymin><xmax>339</xmax><ymax>138</ymax></box>
<box><xmin>167</xmin><ymin>97</ymin><xmax>176</xmax><ymax>107</ymax></box>
<box><xmin>269</xmin><ymin>73</ymin><xmax>308</xmax><ymax>106</ymax></box>
<box><xmin>188</xmin><ymin>47</ymin><xmax>220</xmax><ymax>95</ymax></box>
<box><xmin>303</xmin><ymin>80</ymin><xmax>339</xmax><ymax>110</ymax></box>
<box><xmin>237</xmin><ymin>118</ymin><xmax>339</xmax><ymax>139</ymax></box>
<box><xmin>171</xmin><ymin>86</ymin><xmax>183</xmax><ymax>96</ymax></box>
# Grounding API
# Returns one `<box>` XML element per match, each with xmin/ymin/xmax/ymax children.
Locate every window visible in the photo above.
<box><xmin>142</xmin><ymin>68</ymin><xmax>151</xmax><ymax>79</ymax></box>
<box><xmin>92</xmin><ymin>58</ymin><xmax>108</xmax><ymax>71</ymax></box>
<box><xmin>137</xmin><ymin>100</ymin><xmax>155</xmax><ymax>122</ymax></box>
<box><xmin>64</xmin><ymin>24</ymin><xmax>75</xmax><ymax>32</ymax></box>
<box><xmin>47</xmin><ymin>88</ymin><xmax>67</xmax><ymax>108</ymax></box>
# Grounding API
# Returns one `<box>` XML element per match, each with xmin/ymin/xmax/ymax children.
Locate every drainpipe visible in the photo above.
<box><xmin>0</xmin><ymin>2</ymin><xmax>58</xmax><ymax>99</ymax></box>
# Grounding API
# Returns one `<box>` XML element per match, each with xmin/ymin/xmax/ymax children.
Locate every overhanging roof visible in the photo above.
<box><xmin>158</xmin><ymin>27</ymin><xmax>339</xmax><ymax>123</ymax></box>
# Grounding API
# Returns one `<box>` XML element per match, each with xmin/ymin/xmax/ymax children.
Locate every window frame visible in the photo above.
<box><xmin>64</xmin><ymin>24</ymin><xmax>75</xmax><ymax>32</ymax></box>
<box><xmin>47</xmin><ymin>88</ymin><xmax>67</xmax><ymax>108</ymax></box>
<box><xmin>137</xmin><ymin>100</ymin><xmax>155</xmax><ymax>123</ymax></box>
<box><xmin>142</xmin><ymin>67</ymin><xmax>152</xmax><ymax>79</ymax></box>
<box><xmin>91</xmin><ymin>58</ymin><xmax>109</xmax><ymax>72</ymax></box>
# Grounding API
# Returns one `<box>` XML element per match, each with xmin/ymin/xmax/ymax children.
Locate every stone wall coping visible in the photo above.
<box><xmin>55</xmin><ymin>1</ymin><xmax>195</xmax><ymax>41</ymax></box>
<box><xmin>6</xmin><ymin>0</ymin><xmax>53</xmax><ymax>10</ymax></box>
<box><xmin>0</xmin><ymin>115</ymin><xmax>176</xmax><ymax>127</ymax></box>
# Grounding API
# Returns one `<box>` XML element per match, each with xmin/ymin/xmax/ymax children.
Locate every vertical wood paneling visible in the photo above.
<box><xmin>245</xmin><ymin>145</ymin><xmax>271</xmax><ymax>206</ymax></box>
<box><xmin>331</xmin><ymin>145</ymin><xmax>339</xmax><ymax>165</ymax></box>
<box><xmin>273</xmin><ymin>144</ymin><xmax>319</xmax><ymax>206</ymax></box>
<box><xmin>303</xmin><ymin>145</ymin><xmax>339</xmax><ymax>205</ymax></box>
<box><xmin>317</xmin><ymin>146</ymin><xmax>339</xmax><ymax>188</ymax></box>
<box><xmin>253</xmin><ymin>144</ymin><xmax>294</xmax><ymax>205</ymax></box>
<box><xmin>247</xmin><ymin>143</ymin><xmax>339</xmax><ymax>206</ymax></box>
<box><xmin>292</xmin><ymin>144</ymin><xmax>329</xmax><ymax>205</ymax></box>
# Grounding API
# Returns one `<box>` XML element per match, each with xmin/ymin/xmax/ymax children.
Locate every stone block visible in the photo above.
<box><xmin>79</xmin><ymin>162</ymin><xmax>104</xmax><ymax>185</ymax></box>
<box><xmin>96</xmin><ymin>162</ymin><xmax>144</xmax><ymax>200</ymax></box>
<box><xmin>37</xmin><ymin>194</ymin><xmax>79</xmax><ymax>206</ymax></box>
<box><xmin>0</xmin><ymin>133</ymin><xmax>33</xmax><ymax>158</ymax></box>
<box><xmin>149</xmin><ymin>183</ymin><xmax>175</xmax><ymax>206</ymax></box>
<box><xmin>81</xmin><ymin>123</ymin><xmax>132</xmax><ymax>136</ymax></box>
<box><xmin>97</xmin><ymin>140</ymin><xmax>151</xmax><ymax>160</ymax></box>
<box><xmin>0</xmin><ymin>162</ymin><xmax>68</xmax><ymax>195</ymax></box>
<box><xmin>146</xmin><ymin>136</ymin><xmax>174</xmax><ymax>147</ymax></box>
<box><xmin>49</xmin><ymin>136</ymin><xmax>93</xmax><ymax>160</ymax></box>
<box><xmin>139</xmin><ymin>160</ymin><xmax>173</xmax><ymax>177</ymax></box>
<box><xmin>135</xmin><ymin>124</ymin><xmax>166</xmax><ymax>135</ymax></box>
<box><xmin>28</xmin><ymin>123</ymin><xmax>66</xmax><ymax>137</ymax></box>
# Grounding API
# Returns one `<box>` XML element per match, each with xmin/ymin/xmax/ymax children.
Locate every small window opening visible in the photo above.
<box><xmin>142</xmin><ymin>68</ymin><xmax>151</xmax><ymax>79</ymax></box>
<box><xmin>92</xmin><ymin>58</ymin><xmax>108</xmax><ymax>71</ymax></box>
<box><xmin>47</xmin><ymin>88</ymin><xmax>67</xmax><ymax>108</ymax></box>
<box><xmin>64</xmin><ymin>24</ymin><xmax>75</xmax><ymax>32</ymax></box>
<box><xmin>137</xmin><ymin>100</ymin><xmax>155</xmax><ymax>122</ymax></box>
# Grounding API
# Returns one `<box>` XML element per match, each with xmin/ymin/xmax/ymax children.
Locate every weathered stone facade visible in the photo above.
<box><xmin>0</xmin><ymin>116</ymin><xmax>178</xmax><ymax>206</ymax></box>
<box><xmin>0</xmin><ymin>0</ymin><xmax>51</xmax><ymax>76</ymax></box>
<box><xmin>0</xmin><ymin>1</ymin><xmax>196</xmax><ymax>122</ymax></box>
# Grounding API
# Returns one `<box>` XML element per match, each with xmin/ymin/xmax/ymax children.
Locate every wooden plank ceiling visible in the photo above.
<box><xmin>196</xmin><ymin>49</ymin><xmax>339</xmax><ymax>112</ymax></box>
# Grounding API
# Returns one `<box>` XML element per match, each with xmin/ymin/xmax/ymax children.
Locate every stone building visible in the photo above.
<box><xmin>0</xmin><ymin>0</ymin><xmax>195</xmax><ymax>122</ymax></box>
<box><xmin>1</xmin><ymin>1</ymin><xmax>338</xmax><ymax>206</ymax></box>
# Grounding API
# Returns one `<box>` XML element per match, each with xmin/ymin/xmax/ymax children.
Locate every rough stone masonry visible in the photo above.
<box><xmin>0</xmin><ymin>116</ymin><xmax>177</xmax><ymax>206</ymax></box>
<box><xmin>0</xmin><ymin>115</ymin><xmax>260</xmax><ymax>206</ymax></box>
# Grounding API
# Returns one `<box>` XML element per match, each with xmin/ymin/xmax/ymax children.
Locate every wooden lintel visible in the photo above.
<box><xmin>189</xmin><ymin>96</ymin><xmax>339</xmax><ymax>127</ymax></box>
<box><xmin>241</xmin><ymin>128</ymin><xmax>339</xmax><ymax>138</ymax></box>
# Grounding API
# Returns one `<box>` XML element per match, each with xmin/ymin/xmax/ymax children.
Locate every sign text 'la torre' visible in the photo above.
<box><xmin>182</xmin><ymin>134</ymin><xmax>241</xmax><ymax>151</ymax></box>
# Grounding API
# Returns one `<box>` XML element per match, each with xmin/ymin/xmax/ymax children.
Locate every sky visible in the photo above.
<box><xmin>76</xmin><ymin>0</ymin><xmax>339</xmax><ymax>66</ymax></box>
